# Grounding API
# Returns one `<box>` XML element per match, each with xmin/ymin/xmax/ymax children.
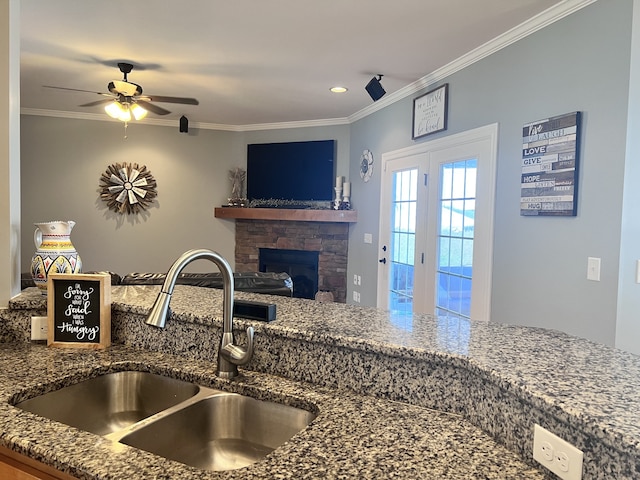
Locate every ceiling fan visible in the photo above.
<box><xmin>44</xmin><ymin>62</ymin><xmax>199</xmax><ymax>120</ymax></box>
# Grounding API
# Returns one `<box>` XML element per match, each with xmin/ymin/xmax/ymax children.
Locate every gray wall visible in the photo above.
<box><xmin>346</xmin><ymin>0</ymin><xmax>633</xmax><ymax>346</ymax></box>
<box><xmin>19</xmin><ymin>0</ymin><xmax>638</xmax><ymax>350</ymax></box>
<box><xmin>20</xmin><ymin>116</ymin><xmax>350</xmax><ymax>275</ymax></box>
<box><xmin>616</xmin><ymin>0</ymin><xmax>640</xmax><ymax>353</ymax></box>
<box><xmin>21</xmin><ymin>118</ymin><xmax>240</xmax><ymax>274</ymax></box>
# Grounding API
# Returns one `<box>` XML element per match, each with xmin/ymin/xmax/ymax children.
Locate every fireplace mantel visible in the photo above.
<box><xmin>214</xmin><ymin>207</ymin><xmax>357</xmax><ymax>223</ymax></box>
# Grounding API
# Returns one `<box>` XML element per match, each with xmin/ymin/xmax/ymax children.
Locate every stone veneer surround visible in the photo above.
<box><xmin>234</xmin><ymin>219</ymin><xmax>349</xmax><ymax>302</ymax></box>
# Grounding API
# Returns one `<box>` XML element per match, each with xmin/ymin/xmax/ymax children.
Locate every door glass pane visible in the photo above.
<box><xmin>436</xmin><ymin>159</ymin><xmax>476</xmax><ymax>318</ymax></box>
<box><xmin>389</xmin><ymin>168</ymin><xmax>417</xmax><ymax>315</ymax></box>
<box><xmin>439</xmin><ymin>200</ymin><xmax>452</xmax><ymax>235</ymax></box>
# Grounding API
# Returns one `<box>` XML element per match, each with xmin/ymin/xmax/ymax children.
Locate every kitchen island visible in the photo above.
<box><xmin>1</xmin><ymin>285</ymin><xmax>639</xmax><ymax>479</ymax></box>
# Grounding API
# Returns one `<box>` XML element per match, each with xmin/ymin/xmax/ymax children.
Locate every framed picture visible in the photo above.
<box><xmin>47</xmin><ymin>273</ymin><xmax>111</xmax><ymax>349</ymax></box>
<box><xmin>412</xmin><ymin>83</ymin><xmax>448</xmax><ymax>139</ymax></box>
<box><xmin>520</xmin><ymin>111</ymin><xmax>581</xmax><ymax>216</ymax></box>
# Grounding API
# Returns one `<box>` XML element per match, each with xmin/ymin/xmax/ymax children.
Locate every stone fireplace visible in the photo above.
<box><xmin>234</xmin><ymin>219</ymin><xmax>349</xmax><ymax>303</ymax></box>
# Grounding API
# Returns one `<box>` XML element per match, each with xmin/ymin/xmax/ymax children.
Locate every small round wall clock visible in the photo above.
<box><xmin>360</xmin><ymin>149</ymin><xmax>374</xmax><ymax>182</ymax></box>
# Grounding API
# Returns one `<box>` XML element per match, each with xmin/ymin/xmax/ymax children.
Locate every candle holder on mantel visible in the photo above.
<box><xmin>333</xmin><ymin>187</ymin><xmax>342</xmax><ymax>210</ymax></box>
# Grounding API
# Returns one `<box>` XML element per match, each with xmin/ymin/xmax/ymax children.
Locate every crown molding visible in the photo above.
<box><xmin>231</xmin><ymin>117</ymin><xmax>351</xmax><ymax>131</ymax></box>
<box><xmin>19</xmin><ymin>108</ymin><xmax>351</xmax><ymax>132</ymax></box>
<box><xmin>22</xmin><ymin>0</ymin><xmax>596</xmax><ymax>131</ymax></box>
<box><xmin>19</xmin><ymin>108</ymin><xmax>240</xmax><ymax>131</ymax></box>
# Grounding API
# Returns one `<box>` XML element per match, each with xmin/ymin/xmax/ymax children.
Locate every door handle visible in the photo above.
<box><xmin>379</xmin><ymin>258</ymin><xmax>386</xmax><ymax>264</ymax></box>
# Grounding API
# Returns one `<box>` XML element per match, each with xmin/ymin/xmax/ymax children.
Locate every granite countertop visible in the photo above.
<box><xmin>4</xmin><ymin>285</ymin><xmax>640</xmax><ymax>479</ymax></box>
<box><xmin>103</xmin><ymin>284</ymin><xmax>640</xmax><ymax>452</ymax></box>
<box><xmin>0</xmin><ymin>343</ymin><xmax>544</xmax><ymax>479</ymax></box>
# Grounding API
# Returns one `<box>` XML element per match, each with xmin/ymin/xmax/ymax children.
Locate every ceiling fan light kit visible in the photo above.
<box><xmin>105</xmin><ymin>100</ymin><xmax>127</xmax><ymax>121</ymax></box>
<box><xmin>45</xmin><ymin>62</ymin><xmax>199</xmax><ymax>130</ymax></box>
<box><xmin>104</xmin><ymin>100</ymin><xmax>148</xmax><ymax>122</ymax></box>
<box><xmin>130</xmin><ymin>103</ymin><xmax>148</xmax><ymax>120</ymax></box>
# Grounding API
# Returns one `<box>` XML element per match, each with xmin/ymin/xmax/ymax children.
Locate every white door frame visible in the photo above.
<box><xmin>377</xmin><ymin>123</ymin><xmax>498</xmax><ymax>321</ymax></box>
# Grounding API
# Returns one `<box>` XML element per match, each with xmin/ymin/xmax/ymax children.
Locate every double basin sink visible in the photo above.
<box><xmin>14</xmin><ymin>371</ymin><xmax>317</xmax><ymax>472</ymax></box>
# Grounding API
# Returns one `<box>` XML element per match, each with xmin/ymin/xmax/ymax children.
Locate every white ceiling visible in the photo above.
<box><xmin>20</xmin><ymin>0</ymin><xmax>572</xmax><ymax>128</ymax></box>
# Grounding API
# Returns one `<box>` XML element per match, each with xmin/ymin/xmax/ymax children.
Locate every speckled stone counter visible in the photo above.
<box><xmin>3</xmin><ymin>285</ymin><xmax>640</xmax><ymax>479</ymax></box>
<box><xmin>0</xmin><ymin>343</ymin><xmax>545</xmax><ymax>480</ymax></box>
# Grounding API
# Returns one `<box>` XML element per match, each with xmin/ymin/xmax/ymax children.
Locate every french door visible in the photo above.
<box><xmin>377</xmin><ymin>124</ymin><xmax>497</xmax><ymax>321</ymax></box>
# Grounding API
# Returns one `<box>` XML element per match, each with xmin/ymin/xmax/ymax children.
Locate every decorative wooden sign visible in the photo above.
<box><xmin>47</xmin><ymin>273</ymin><xmax>111</xmax><ymax>349</ymax></box>
<box><xmin>412</xmin><ymin>83</ymin><xmax>449</xmax><ymax>139</ymax></box>
<box><xmin>520</xmin><ymin>111</ymin><xmax>581</xmax><ymax>216</ymax></box>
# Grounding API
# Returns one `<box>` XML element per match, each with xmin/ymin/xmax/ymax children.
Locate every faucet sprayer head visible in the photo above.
<box><xmin>146</xmin><ymin>291</ymin><xmax>172</xmax><ymax>328</ymax></box>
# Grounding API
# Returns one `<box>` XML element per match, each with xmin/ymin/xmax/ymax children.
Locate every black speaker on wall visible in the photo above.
<box><xmin>179</xmin><ymin>115</ymin><xmax>189</xmax><ymax>133</ymax></box>
<box><xmin>365</xmin><ymin>75</ymin><xmax>386</xmax><ymax>102</ymax></box>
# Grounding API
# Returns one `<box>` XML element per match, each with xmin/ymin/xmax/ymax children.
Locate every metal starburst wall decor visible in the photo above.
<box><xmin>99</xmin><ymin>162</ymin><xmax>157</xmax><ymax>214</ymax></box>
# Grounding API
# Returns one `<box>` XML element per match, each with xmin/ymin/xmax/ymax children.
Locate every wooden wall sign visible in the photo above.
<box><xmin>47</xmin><ymin>273</ymin><xmax>111</xmax><ymax>349</ymax></box>
<box><xmin>520</xmin><ymin>111</ymin><xmax>581</xmax><ymax>216</ymax></box>
<box><xmin>412</xmin><ymin>83</ymin><xmax>448</xmax><ymax>139</ymax></box>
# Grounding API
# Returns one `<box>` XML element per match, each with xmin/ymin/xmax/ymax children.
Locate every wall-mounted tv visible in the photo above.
<box><xmin>247</xmin><ymin>140</ymin><xmax>335</xmax><ymax>202</ymax></box>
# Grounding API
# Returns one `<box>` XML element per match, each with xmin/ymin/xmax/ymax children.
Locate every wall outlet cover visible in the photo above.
<box><xmin>30</xmin><ymin>316</ymin><xmax>48</xmax><ymax>341</ymax></box>
<box><xmin>533</xmin><ymin>424</ymin><xmax>583</xmax><ymax>480</ymax></box>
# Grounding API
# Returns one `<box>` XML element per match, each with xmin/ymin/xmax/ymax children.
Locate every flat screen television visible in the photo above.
<box><xmin>247</xmin><ymin>140</ymin><xmax>335</xmax><ymax>202</ymax></box>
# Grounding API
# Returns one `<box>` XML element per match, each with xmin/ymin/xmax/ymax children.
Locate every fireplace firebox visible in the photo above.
<box><xmin>259</xmin><ymin>248</ymin><xmax>319</xmax><ymax>299</ymax></box>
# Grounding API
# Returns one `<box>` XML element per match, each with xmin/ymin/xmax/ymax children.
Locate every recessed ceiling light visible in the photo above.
<box><xmin>330</xmin><ymin>86</ymin><xmax>348</xmax><ymax>93</ymax></box>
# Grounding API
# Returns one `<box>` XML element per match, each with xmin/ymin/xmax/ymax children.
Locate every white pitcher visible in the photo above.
<box><xmin>31</xmin><ymin>221</ymin><xmax>82</xmax><ymax>291</ymax></box>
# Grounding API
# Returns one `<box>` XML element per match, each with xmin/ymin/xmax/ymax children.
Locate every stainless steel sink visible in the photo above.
<box><xmin>14</xmin><ymin>370</ymin><xmax>317</xmax><ymax>471</ymax></box>
<box><xmin>15</xmin><ymin>371</ymin><xmax>200</xmax><ymax>435</ymax></box>
<box><xmin>118</xmin><ymin>394</ymin><xmax>316</xmax><ymax>471</ymax></box>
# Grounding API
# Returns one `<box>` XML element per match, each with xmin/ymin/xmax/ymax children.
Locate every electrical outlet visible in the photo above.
<box><xmin>533</xmin><ymin>424</ymin><xmax>583</xmax><ymax>480</ymax></box>
<box><xmin>540</xmin><ymin>441</ymin><xmax>553</xmax><ymax>461</ymax></box>
<box><xmin>352</xmin><ymin>291</ymin><xmax>360</xmax><ymax>303</ymax></box>
<box><xmin>364</xmin><ymin>233</ymin><xmax>373</xmax><ymax>244</ymax></box>
<box><xmin>30</xmin><ymin>316</ymin><xmax>48</xmax><ymax>341</ymax></box>
<box><xmin>357</xmin><ymin>275</ymin><xmax>361</xmax><ymax>286</ymax></box>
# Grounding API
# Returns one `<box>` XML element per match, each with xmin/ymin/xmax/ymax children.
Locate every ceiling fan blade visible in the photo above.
<box><xmin>145</xmin><ymin>95</ymin><xmax>199</xmax><ymax>105</ymax></box>
<box><xmin>79</xmin><ymin>98</ymin><xmax>114</xmax><ymax>107</ymax></box>
<box><xmin>136</xmin><ymin>99</ymin><xmax>171</xmax><ymax>115</ymax></box>
<box><xmin>43</xmin><ymin>85</ymin><xmax>111</xmax><ymax>96</ymax></box>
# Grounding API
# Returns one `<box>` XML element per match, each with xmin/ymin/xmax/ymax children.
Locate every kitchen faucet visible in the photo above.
<box><xmin>145</xmin><ymin>248</ymin><xmax>254</xmax><ymax>379</ymax></box>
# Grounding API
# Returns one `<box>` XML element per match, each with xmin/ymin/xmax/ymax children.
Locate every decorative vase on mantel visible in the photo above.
<box><xmin>30</xmin><ymin>221</ymin><xmax>82</xmax><ymax>292</ymax></box>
